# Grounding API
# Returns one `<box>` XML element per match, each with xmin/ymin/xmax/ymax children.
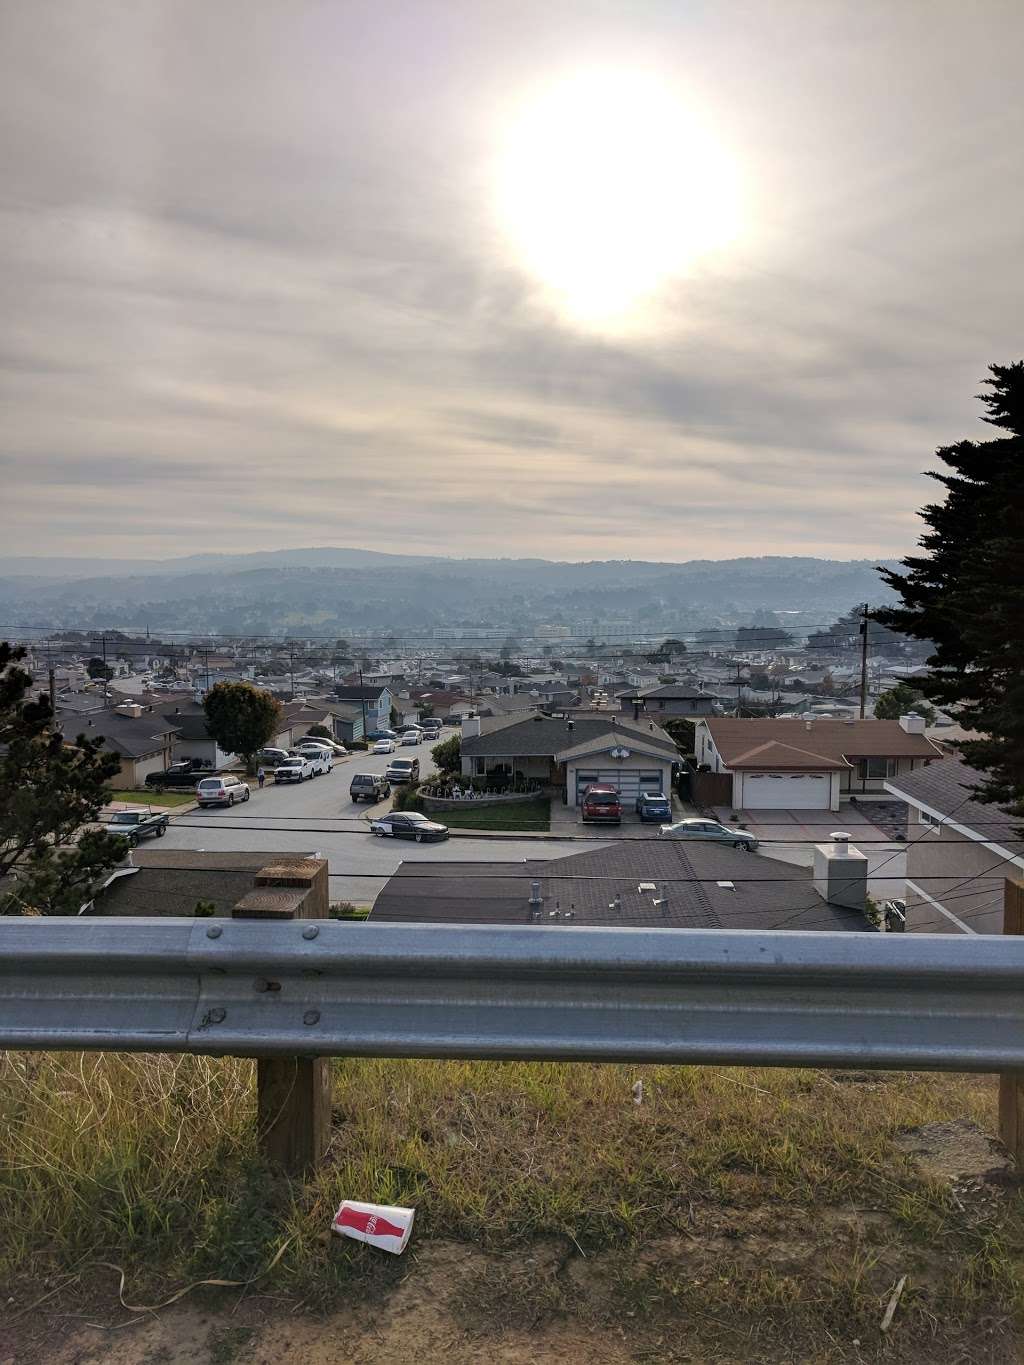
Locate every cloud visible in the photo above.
<box><xmin>0</xmin><ymin>1</ymin><xmax>1022</xmax><ymax>561</ymax></box>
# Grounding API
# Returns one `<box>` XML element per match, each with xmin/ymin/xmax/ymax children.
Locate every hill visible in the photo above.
<box><xmin>0</xmin><ymin>550</ymin><xmax>899</xmax><ymax>635</ymax></box>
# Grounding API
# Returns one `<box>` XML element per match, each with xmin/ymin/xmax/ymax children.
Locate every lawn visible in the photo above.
<box><xmin>107</xmin><ymin>788</ymin><xmax>196</xmax><ymax>808</ymax></box>
<box><xmin>444</xmin><ymin>796</ymin><xmax>551</xmax><ymax>832</ymax></box>
<box><xmin>1</xmin><ymin>1055</ymin><xmax>1021</xmax><ymax>1362</ymax></box>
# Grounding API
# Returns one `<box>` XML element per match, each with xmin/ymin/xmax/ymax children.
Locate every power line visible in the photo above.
<box><xmin>121</xmin><ymin>816</ymin><xmax>1024</xmax><ymax>845</ymax></box>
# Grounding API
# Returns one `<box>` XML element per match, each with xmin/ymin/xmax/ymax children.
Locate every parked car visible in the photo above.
<box><xmin>372</xmin><ymin>738</ymin><xmax>397</xmax><ymax>754</ymax></box>
<box><xmin>369</xmin><ymin>811</ymin><xmax>449</xmax><ymax>842</ymax></box>
<box><xmin>293</xmin><ymin>747</ymin><xmax>333</xmax><ymax>773</ymax></box>
<box><xmin>581</xmin><ymin>784</ymin><xmax>622</xmax><ymax>824</ymax></box>
<box><xmin>274</xmin><ymin>756</ymin><xmax>317</xmax><ymax>783</ymax></box>
<box><xmin>400</xmin><ymin>730</ymin><xmax>421</xmax><ymax>746</ymax></box>
<box><xmin>636</xmin><ymin>791</ymin><xmax>672</xmax><ymax>822</ymax></box>
<box><xmin>256</xmin><ymin>747</ymin><xmax>292</xmax><ymax>768</ymax></box>
<box><xmin>196</xmin><ymin>775</ymin><xmax>251</xmax><ymax>807</ymax></box>
<box><xmin>385</xmin><ymin>756</ymin><xmax>420</xmax><ymax>782</ymax></box>
<box><xmin>366</xmin><ymin>729</ymin><xmax>399</xmax><ymax>742</ymax></box>
<box><xmin>145</xmin><ymin>759</ymin><xmax>205</xmax><ymax>789</ymax></box>
<box><xmin>295</xmin><ymin>736</ymin><xmax>348</xmax><ymax>755</ymax></box>
<box><xmin>106</xmin><ymin>808</ymin><xmax>168</xmax><ymax>845</ymax></box>
<box><xmin>349</xmin><ymin>772</ymin><xmax>390</xmax><ymax>803</ymax></box>
<box><xmin>659</xmin><ymin>818</ymin><xmax>759</xmax><ymax>850</ymax></box>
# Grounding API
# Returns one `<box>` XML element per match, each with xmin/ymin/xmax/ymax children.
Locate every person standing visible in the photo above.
<box><xmin>257</xmin><ymin>766</ymin><xmax>266</xmax><ymax>789</ymax></box>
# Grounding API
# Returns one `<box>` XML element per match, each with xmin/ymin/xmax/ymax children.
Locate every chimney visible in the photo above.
<box><xmin>462</xmin><ymin>715</ymin><xmax>482</xmax><ymax>739</ymax></box>
<box><xmin>813</xmin><ymin>832</ymin><xmax>868</xmax><ymax>913</ymax></box>
<box><xmin>898</xmin><ymin>713</ymin><xmax>926</xmax><ymax>734</ymax></box>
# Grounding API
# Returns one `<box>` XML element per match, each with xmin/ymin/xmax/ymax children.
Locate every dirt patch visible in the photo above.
<box><xmin>895</xmin><ymin>1120</ymin><xmax>1012</xmax><ymax>1183</ymax></box>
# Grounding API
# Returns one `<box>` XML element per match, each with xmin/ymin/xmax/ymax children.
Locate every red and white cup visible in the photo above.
<box><xmin>332</xmin><ymin>1200</ymin><xmax>415</xmax><ymax>1255</ymax></box>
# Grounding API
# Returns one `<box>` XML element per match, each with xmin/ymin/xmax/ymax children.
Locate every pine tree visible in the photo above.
<box><xmin>1</xmin><ymin>642</ymin><xmax>127</xmax><ymax>914</ymax></box>
<box><xmin>877</xmin><ymin>362</ymin><xmax>1024</xmax><ymax>815</ymax></box>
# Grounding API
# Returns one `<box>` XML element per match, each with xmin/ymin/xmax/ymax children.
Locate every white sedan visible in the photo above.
<box><xmin>372</xmin><ymin>738</ymin><xmax>397</xmax><ymax>754</ymax></box>
<box><xmin>400</xmin><ymin>730</ymin><xmax>421</xmax><ymax>746</ymax></box>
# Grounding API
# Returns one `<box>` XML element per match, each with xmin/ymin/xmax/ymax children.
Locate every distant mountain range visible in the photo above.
<box><xmin>0</xmin><ymin>548</ymin><xmax>900</xmax><ymax>637</ymax></box>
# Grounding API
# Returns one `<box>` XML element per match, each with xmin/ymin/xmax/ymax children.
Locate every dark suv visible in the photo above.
<box><xmin>581</xmin><ymin>784</ymin><xmax>622</xmax><ymax>824</ymax></box>
<box><xmin>349</xmin><ymin>772</ymin><xmax>390</xmax><ymax>803</ymax></box>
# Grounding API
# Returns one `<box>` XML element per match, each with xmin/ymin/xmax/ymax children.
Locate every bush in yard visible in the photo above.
<box><xmin>203</xmin><ymin>682</ymin><xmax>282</xmax><ymax>775</ymax></box>
<box><xmin>392</xmin><ymin>783</ymin><xmax>425</xmax><ymax>813</ymax></box>
<box><xmin>431</xmin><ymin>734</ymin><xmax>461</xmax><ymax>774</ymax></box>
<box><xmin>307</xmin><ymin>723</ymin><xmax>332</xmax><ymax>739</ymax></box>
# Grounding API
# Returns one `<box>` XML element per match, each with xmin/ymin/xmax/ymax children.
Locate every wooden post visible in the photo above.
<box><xmin>998</xmin><ymin>877</ymin><xmax>1024</xmax><ymax>1168</ymax></box>
<box><xmin>233</xmin><ymin>859</ymin><xmax>332</xmax><ymax>1177</ymax></box>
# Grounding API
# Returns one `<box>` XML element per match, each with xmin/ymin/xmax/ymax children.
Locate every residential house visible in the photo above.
<box><xmin>884</xmin><ymin>757</ymin><xmax>1020</xmax><ymax>934</ymax></box>
<box><xmin>459</xmin><ymin>713</ymin><xmax>678</xmax><ymax>807</ymax></box>
<box><xmin>695</xmin><ymin>716</ymin><xmax>940</xmax><ymax>812</ymax></box>
<box><xmin>370</xmin><ymin>839</ymin><xmax>872</xmax><ymax>932</ymax></box>
<box><xmin>149</xmin><ymin>700</ymin><xmax>237</xmax><ymax>769</ymax></box>
<box><xmin>617</xmin><ymin>683</ymin><xmax>720</xmax><ymax>719</ymax></box>
<box><xmin>58</xmin><ymin>707</ymin><xmax>180</xmax><ymax>788</ymax></box>
<box><xmin>332</xmin><ymin>684</ymin><xmax>393</xmax><ymax>732</ymax></box>
<box><xmin>280</xmin><ymin>699</ymin><xmax>360</xmax><ymax>746</ymax></box>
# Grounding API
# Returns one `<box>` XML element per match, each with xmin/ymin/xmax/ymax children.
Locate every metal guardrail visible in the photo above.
<box><xmin>2</xmin><ymin>917</ymin><xmax>1024</xmax><ymax>1071</ymax></box>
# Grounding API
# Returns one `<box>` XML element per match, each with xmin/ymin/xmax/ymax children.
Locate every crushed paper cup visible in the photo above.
<box><xmin>332</xmin><ymin>1200</ymin><xmax>415</xmax><ymax>1254</ymax></box>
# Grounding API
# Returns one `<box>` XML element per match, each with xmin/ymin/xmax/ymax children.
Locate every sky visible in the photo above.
<box><xmin>1</xmin><ymin>0</ymin><xmax>1022</xmax><ymax>562</ymax></box>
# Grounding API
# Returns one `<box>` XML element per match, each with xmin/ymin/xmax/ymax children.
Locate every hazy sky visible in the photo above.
<box><xmin>2</xmin><ymin>1</ymin><xmax>1022</xmax><ymax>561</ymax></box>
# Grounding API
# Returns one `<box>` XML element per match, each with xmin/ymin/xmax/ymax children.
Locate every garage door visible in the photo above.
<box><xmin>742</xmin><ymin>772</ymin><xmax>830</xmax><ymax>809</ymax></box>
<box><xmin>575</xmin><ymin>768</ymin><xmax>666</xmax><ymax>804</ymax></box>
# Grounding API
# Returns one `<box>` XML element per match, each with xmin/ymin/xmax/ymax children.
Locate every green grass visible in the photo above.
<box><xmin>108</xmin><ymin>789</ymin><xmax>195</xmax><ymax>808</ymax></box>
<box><xmin>1</xmin><ymin>1056</ymin><xmax>1022</xmax><ymax>1362</ymax></box>
<box><xmin>444</xmin><ymin>796</ymin><xmax>551</xmax><ymax>832</ymax></box>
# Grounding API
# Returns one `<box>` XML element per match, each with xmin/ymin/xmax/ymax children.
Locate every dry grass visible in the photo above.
<box><xmin>1</xmin><ymin>1053</ymin><xmax>1022</xmax><ymax>1359</ymax></box>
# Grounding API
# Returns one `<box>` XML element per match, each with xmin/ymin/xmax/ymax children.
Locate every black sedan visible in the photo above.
<box><xmin>369</xmin><ymin>812</ymin><xmax>450</xmax><ymax>842</ymax></box>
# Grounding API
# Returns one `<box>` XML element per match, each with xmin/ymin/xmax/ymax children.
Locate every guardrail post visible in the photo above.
<box><xmin>999</xmin><ymin>877</ymin><xmax>1024</xmax><ymax>1168</ymax></box>
<box><xmin>233</xmin><ymin>860</ymin><xmax>332</xmax><ymax>1176</ymax></box>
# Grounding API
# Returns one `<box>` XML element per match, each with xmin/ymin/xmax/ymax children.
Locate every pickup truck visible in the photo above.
<box><xmin>145</xmin><ymin>760</ymin><xmax>206</xmax><ymax>789</ymax></box>
<box><xmin>106</xmin><ymin>808</ymin><xmax>169</xmax><ymax>846</ymax></box>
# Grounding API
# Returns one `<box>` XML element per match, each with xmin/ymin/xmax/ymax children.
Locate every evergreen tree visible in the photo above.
<box><xmin>1</xmin><ymin>642</ymin><xmax>126</xmax><ymax>915</ymax></box>
<box><xmin>877</xmin><ymin>362</ymin><xmax>1024</xmax><ymax>815</ymax></box>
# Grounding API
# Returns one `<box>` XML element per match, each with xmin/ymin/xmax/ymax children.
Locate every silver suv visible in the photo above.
<box><xmin>196</xmin><ymin>775</ymin><xmax>251</xmax><ymax>808</ymax></box>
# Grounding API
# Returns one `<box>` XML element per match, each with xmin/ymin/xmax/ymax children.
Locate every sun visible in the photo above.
<box><xmin>494</xmin><ymin>70</ymin><xmax>742</xmax><ymax>326</ymax></box>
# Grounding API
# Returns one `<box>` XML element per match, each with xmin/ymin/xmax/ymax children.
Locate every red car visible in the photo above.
<box><xmin>580</xmin><ymin>784</ymin><xmax>622</xmax><ymax>824</ymax></box>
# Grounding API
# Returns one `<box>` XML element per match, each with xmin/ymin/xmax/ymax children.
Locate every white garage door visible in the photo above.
<box><xmin>575</xmin><ymin>767</ymin><xmax>666</xmax><ymax>804</ymax></box>
<box><xmin>743</xmin><ymin>772</ymin><xmax>830</xmax><ymax>809</ymax></box>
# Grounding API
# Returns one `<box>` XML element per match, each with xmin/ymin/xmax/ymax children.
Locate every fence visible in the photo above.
<box><xmin>2</xmin><ymin>881</ymin><xmax>1023</xmax><ymax>1174</ymax></box>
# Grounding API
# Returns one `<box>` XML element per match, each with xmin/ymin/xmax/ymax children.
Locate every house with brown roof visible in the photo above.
<box><xmin>695</xmin><ymin>715</ymin><xmax>940</xmax><ymax>812</ymax></box>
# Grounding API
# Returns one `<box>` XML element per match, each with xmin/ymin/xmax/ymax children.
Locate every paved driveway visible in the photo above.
<box><xmin>712</xmin><ymin>805</ymin><xmax>908</xmax><ymax>899</ymax></box>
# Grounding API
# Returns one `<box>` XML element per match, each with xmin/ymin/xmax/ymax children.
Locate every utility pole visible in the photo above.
<box><xmin>204</xmin><ymin>647</ymin><xmax>211</xmax><ymax>695</ymax></box>
<box><xmin>358</xmin><ymin>667</ymin><xmax>368</xmax><ymax>737</ymax></box>
<box><xmin>289</xmin><ymin>650</ymin><xmax>295</xmax><ymax>702</ymax></box>
<box><xmin>859</xmin><ymin>603</ymin><xmax>870</xmax><ymax>719</ymax></box>
<box><xmin>101</xmin><ymin>634</ymin><xmax>109</xmax><ymax>708</ymax></box>
<box><xmin>735</xmin><ymin>661</ymin><xmax>743</xmax><ymax>718</ymax></box>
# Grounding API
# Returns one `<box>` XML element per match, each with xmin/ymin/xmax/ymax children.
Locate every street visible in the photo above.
<box><xmin>159</xmin><ymin>739</ymin><xmax>596</xmax><ymax>906</ymax></box>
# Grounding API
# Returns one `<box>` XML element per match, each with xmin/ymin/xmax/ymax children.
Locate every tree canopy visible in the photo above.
<box><xmin>877</xmin><ymin>362</ymin><xmax>1024</xmax><ymax>815</ymax></box>
<box><xmin>873</xmin><ymin>682</ymin><xmax>935</xmax><ymax>724</ymax></box>
<box><xmin>1</xmin><ymin>642</ymin><xmax>126</xmax><ymax>914</ymax></box>
<box><xmin>203</xmin><ymin>681</ymin><xmax>282</xmax><ymax>774</ymax></box>
<box><xmin>431</xmin><ymin>734</ymin><xmax>461</xmax><ymax>774</ymax></box>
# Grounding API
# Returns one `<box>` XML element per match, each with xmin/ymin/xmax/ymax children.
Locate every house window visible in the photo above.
<box><xmin>920</xmin><ymin>810</ymin><xmax>941</xmax><ymax>832</ymax></box>
<box><xmin>858</xmin><ymin>757</ymin><xmax>888</xmax><ymax>780</ymax></box>
<box><xmin>474</xmin><ymin>758</ymin><xmax>485</xmax><ymax>776</ymax></box>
